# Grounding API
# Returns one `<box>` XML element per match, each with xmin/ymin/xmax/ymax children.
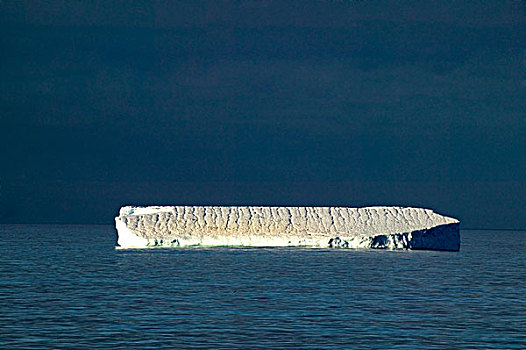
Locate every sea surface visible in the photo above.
<box><xmin>0</xmin><ymin>225</ymin><xmax>524</xmax><ymax>349</ymax></box>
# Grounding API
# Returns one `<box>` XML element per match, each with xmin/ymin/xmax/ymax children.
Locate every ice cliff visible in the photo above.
<box><xmin>115</xmin><ymin>206</ymin><xmax>460</xmax><ymax>251</ymax></box>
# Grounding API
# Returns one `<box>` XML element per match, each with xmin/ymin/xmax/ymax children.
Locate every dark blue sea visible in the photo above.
<box><xmin>0</xmin><ymin>225</ymin><xmax>524</xmax><ymax>349</ymax></box>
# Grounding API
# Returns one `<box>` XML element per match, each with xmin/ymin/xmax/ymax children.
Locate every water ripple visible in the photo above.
<box><xmin>0</xmin><ymin>225</ymin><xmax>524</xmax><ymax>349</ymax></box>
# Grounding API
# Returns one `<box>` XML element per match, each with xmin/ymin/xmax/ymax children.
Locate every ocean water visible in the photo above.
<box><xmin>0</xmin><ymin>225</ymin><xmax>524</xmax><ymax>349</ymax></box>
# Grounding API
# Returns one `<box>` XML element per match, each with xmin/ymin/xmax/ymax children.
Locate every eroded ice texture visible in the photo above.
<box><xmin>115</xmin><ymin>206</ymin><xmax>460</xmax><ymax>251</ymax></box>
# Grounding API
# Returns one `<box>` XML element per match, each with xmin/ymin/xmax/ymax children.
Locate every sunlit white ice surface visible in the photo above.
<box><xmin>115</xmin><ymin>206</ymin><xmax>460</xmax><ymax>251</ymax></box>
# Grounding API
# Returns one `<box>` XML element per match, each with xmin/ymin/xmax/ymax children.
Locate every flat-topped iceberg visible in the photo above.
<box><xmin>115</xmin><ymin>206</ymin><xmax>460</xmax><ymax>251</ymax></box>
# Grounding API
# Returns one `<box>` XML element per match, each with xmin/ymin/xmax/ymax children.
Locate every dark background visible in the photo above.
<box><xmin>1</xmin><ymin>0</ymin><xmax>524</xmax><ymax>228</ymax></box>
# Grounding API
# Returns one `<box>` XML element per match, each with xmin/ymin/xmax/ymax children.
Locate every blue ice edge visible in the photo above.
<box><xmin>368</xmin><ymin>223</ymin><xmax>460</xmax><ymax>251</ymax></box>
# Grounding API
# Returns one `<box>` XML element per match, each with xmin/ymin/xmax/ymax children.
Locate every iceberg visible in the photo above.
<box><xmin>115</xmin><ymin>205</ymin><xmax>460</xmax><ymax>251</ymax></box>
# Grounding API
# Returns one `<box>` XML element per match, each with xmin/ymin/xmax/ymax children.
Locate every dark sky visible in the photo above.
<box><xmin>1</xmin><ymin>0</ymin><xmax>525</xmax><ymax>228</ymax></box>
